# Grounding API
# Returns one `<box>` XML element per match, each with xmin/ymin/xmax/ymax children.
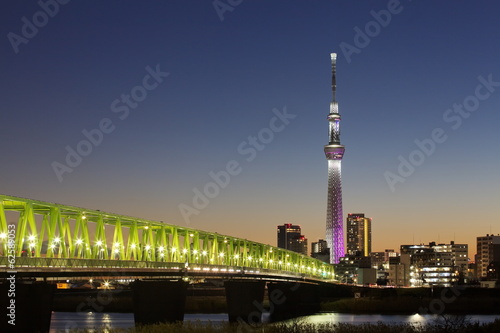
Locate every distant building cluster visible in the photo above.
<box><xmin>284</xmin><ymin>212</ymin><xmax>500</xmax><ymax>288</ymax></box>
<box><xmin>310</xmin><ymin>51</ymin><xmax>500</xmax><ymax>288</ymax></box>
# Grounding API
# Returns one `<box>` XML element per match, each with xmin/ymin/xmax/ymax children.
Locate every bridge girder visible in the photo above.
<box><xmin>0</xmin><ymin>195</ymin><xmax>334</xmax><ymax>279</ymax></box>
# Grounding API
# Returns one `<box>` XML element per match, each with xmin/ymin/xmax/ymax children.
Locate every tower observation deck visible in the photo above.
<box><xmin>324</xmin><ymin>53</ymin><xmax>345</xmax><ymax>264</ymax></box>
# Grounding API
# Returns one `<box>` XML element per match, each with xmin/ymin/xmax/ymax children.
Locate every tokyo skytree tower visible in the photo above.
<box><xmin>324</xmin><ymin>53</ymin><xmax>345</xmax><ymax>264</ymax></box>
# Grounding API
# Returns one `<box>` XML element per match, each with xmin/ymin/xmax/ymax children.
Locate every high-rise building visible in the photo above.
<box><xmin>346</xmin><ymin>213</ymin><xmax>372</xmax><ymax>257</ymax></box>
<box><xmin>324</xmin><ymin>53</ymin><xmax>345</xmax><ymax>264</ymax></box>
<box><xmin>476</xmin><ymin>234</ymin><xmax>500</xmax><ymax>278</ymax></box>
<box><xmin>277</xmin><ymin>224</ymin><xmax>308</xmax><ymax>256</ymax></box>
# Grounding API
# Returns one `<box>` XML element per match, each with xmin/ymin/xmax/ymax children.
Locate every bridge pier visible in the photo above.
<box><xmin>131</xmin><ymin>280</ymin><xmax>188</xmax><ymax>326</ymax></box>
<box><xmin>224</xmin><ymin>280</ymin><xmax>266</xmax><ymax>324</ymax></box>
<box><xmin>0</xmin><ymin>281</ymin><xmax>56</xmax><ymax>333</ymax></box>
<box><xmin>267</xmin><ymin>282</ymin><xmax>320</xmax><ymax>321</ymax></box>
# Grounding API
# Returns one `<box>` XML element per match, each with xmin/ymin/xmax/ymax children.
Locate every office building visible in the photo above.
<box><xmin>401</xmin><ymin>241</ymin><xmax>468</xmax><ymax>287</ymax></box>
<box><xmin>476</xmin><ymin>234</ymin><xmax>500</xmax><ymax>279</ymax></box>
<box><xmin>346</xmin><ymin>213</ymin><xmax>372</xmax><ymax>257</ymax></box>
<box><xmin>311</xmin><ymin>239</ymin><xmax>329</xmax><ymax>263</ymax></box>
<box><xmin>277</xmin><ymin>224</ymin><xmax>308</xmax><ymax>256</ymax></box>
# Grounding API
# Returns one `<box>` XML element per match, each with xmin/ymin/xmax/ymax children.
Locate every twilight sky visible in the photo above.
<box><xmin>1</xmin><ymin>1</ymin><xmax>499</xmax><ymax>256</ymax></box>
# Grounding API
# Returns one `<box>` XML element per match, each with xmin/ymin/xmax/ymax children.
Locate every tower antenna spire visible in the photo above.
<box><xmin>331</xmin><ymin>53</ymin><xmax>337</xmax><ymax>102</ymax></box>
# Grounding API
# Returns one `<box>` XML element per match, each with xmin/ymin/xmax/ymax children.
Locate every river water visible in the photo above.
<box><xmin>49</xmin><ymin>312</ymin><xmax>500</xmax><ymax>332</ymax></box>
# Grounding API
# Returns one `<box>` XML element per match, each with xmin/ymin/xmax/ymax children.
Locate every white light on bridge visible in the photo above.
<box><xmin>159</xmin><ymin>246</ymin><xmax>165</xmax><ymax>252</ymax></box>
<box><xmin>130</xmin><ymin>244</ymin><xmax>136</xmax><ymax>249</ymax></box>
<box><xmin>54</xmin><ymin>237</ymin><xmax>61</xmax><ymax>243</ymax></box>
<box><xmin>96</xmin><ymin>240</ymin><xmax>103</xmax><ymax>247</ymax></box>
<box><xmin>28</xmin><ymin>235</ymin><xmax>36</xmax><ymax>242</ymax></box>
<box><xmin>0</xmin><ymin>233</ymin><xmax>6</xmax><ymax>239</ymax></box>
<box><xmin>202</xmin><ymin>251</ymin><xmax>207</xmax><ymax>256</ymax></box>
<box><xmin>76</xmin><ymin>239</ymin><xmax>83</xmax><ymax>245</ymax></box>
<box><xmin>145</xmin><ymin>245</ymin><xmax>151</xmax><ymax>251</ymax></box>
<box><xmin>182</xmin><ymin>248</ymin><xmax>188</xmax><ymax>254</ymax></box>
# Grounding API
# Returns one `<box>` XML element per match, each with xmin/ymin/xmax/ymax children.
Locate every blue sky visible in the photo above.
<box><xmin>1</xmin><ymin>0</ymin><xmax>499</xmax><ymax>254</ymax></box>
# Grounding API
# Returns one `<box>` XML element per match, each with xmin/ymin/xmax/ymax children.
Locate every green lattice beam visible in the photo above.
<box><xmin>0</xmin><ymin>194</ymin><xmax>334</xmax><ymax>279</ymax></box>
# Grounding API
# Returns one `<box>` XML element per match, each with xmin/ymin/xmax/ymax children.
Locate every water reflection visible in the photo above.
<box><xmin>50</xmin><ymin>312</ymin><xmax>500</xmax><ymax>332</ymax></box>
<box><xmin>50</xmin><ymin>312</ymin><xmax>229</xmax><ymax>332</ymax></box>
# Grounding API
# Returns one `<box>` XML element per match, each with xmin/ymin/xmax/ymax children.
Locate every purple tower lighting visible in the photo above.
<box><xmin>324</xmin><ymin>53</ymin><xmax>345</xmax><ymax>264</ymax></box>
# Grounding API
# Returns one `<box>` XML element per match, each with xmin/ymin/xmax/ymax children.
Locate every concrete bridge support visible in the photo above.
<box><xmin>267</xmin><ymin>282</ymin><xmax>320</xmax><ymax>321</ymax></box>
<box><xmin>224</xmin><ymin>280</ymin><xmax>266</xmax><ymax>324</ymax></box>
<box><xmin>0</xmin><ymin>281</ymin><xmax>56</xmax><ymax>333</ymax></box>
<box><xmin>131</xmin><ymin>280</ymin><xmax>188</xmax><ymax>326</ymax></box>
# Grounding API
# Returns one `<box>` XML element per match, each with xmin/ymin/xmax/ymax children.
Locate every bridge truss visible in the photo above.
<box><xmin>0</xmin><ymin>195</ymin><xmax>334</xmax><ymax>280</ymax></box>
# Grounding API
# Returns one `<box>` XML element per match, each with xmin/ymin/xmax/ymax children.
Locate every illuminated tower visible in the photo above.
<box><xmin>324</xmin><ymin>53</ymin><xmax>345</xmax><ymax>264</ymax></box>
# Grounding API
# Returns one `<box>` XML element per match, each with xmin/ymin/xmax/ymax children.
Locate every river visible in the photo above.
<box><xmin>49</xmin><ymin>312</ymin><xmax>500</xmax><ymax>332</ymax></box>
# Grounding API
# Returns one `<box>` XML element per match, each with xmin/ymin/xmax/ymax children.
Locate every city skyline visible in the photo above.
<box><xmin>1</xmin><ymin>1</ymin><xmax>500</xmax><ymax>254</ymax></box>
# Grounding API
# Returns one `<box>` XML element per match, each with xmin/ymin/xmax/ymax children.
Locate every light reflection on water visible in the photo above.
<box><xmin>50</xmin><ymin>312</ymin><xmax>500</xmax><ymax>332</ymax></box>
<box><xmin>49</xmin><ymin>312</ymin><xmax>228</xmax><ymax>332</ymax></box>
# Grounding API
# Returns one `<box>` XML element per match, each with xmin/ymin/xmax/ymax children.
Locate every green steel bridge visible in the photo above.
<box><xmin>0</xmin><ymin>194</ymin><xmax>334</xmax><ymax>282</ymax></box>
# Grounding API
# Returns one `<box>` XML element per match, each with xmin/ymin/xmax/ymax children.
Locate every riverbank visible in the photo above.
<box><xmin>321</xmin><ymin>296</ymin><xmax>500</xmax><ymax>314</ymax></box>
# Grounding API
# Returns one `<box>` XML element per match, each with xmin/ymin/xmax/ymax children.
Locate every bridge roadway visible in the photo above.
<box><xmin>0</xmin><ymin>257</ymin><xmax>332</xmax><ymax>285</ymax></box>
